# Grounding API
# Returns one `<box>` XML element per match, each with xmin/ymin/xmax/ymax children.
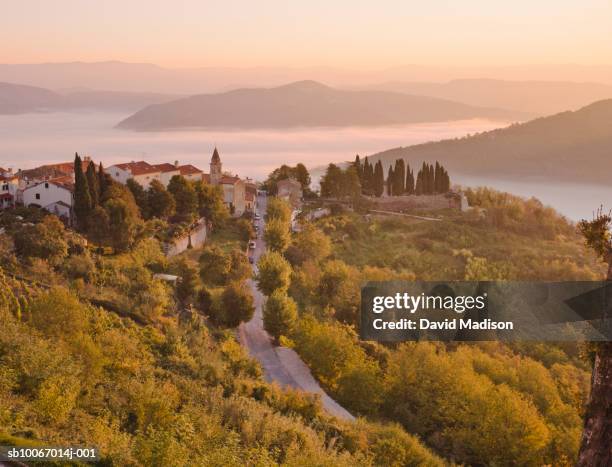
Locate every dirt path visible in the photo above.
<box><xmin>238</xmin><ymin>194</ymin><xmax>355</xmax><ymax>421</ymax></box>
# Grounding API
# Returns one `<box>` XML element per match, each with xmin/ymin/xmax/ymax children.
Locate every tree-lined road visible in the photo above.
<box><xmin>238</xmin><ymin>193</ymin><xmax>355</xmax><ymax>421</ymax></box>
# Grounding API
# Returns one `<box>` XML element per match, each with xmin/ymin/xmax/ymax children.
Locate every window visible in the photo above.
<box><xmin>45</xmin><ymin>182</ymin><xmax>49</xmax><ymax>188</ymax></box>
<box><xmin>116</xmin><ymin>172</ymin><xmax>119</xmax><ymax>176</ymax></box>
<box><xmin>2</xmin><ymin>184</ymin><xmax>7</xmax><ymax>191</ymax></box>
<box><xmin>35</xmin><ymin>193</ymin><xmax>40</xmax><ymax>200</ymax></box>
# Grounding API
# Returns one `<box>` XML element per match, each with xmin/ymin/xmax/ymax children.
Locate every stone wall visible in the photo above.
<box><xmin>164</xmin><ymin>218</ymin><xmax>207</xmax><ymax>257</ymax></box>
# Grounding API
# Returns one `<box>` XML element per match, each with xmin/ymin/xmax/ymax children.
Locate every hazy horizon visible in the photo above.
<box><xmin>2</xmin><ymin>1</ymin><xmax>612</xmax><ymax>83</ymax></box>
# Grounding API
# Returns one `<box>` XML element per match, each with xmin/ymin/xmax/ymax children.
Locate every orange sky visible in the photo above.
<box><xmin>2</xmin><ymin>1</ymin><xmax>612</xmax><ymax>69</ymax></box>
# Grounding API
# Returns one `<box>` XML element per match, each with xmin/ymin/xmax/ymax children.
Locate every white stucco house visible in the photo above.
<box><xmin>152</xmin><ymin>163</ymin><xmax>181</xmax><ymax>186</ymax></box>
<box><xmin>107</xmin><ymin>160</ymin><xmax>204</xmax><ymax>188</ymax></box>
<box><xmin>22</xmin><ymin>179</ymin><xmax>74</xmax><ymax>223</ymax></box>
<box><xmin>106</xmin><ymin>161</ymin><xmax>162</xmax><ymax>188</ymax></box>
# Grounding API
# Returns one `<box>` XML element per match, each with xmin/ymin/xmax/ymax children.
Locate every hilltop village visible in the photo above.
<box><xmin>0</xmin><ymin>148</ymin><xmax>260</xmax><ymax>222</ymax></box>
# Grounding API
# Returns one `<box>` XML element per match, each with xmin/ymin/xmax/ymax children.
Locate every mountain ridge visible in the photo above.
<box><xmin>0</xmin><ymin>81</ymin><xmax>179</xmax><ymax>113</ymax></box>
<box><xmin>116</xmin><ymin>80</ymin><xmax>526</xmax><ymax>130</ymax></box>
<box><xmin>367</xmin><ymin>98</ymin><xmax>612</xmax><ymax>185</ymax></box>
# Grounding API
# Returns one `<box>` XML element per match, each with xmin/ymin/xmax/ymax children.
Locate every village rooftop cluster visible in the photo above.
<box><xmin>0</xmin><ymin>148</ymin><xmax>306</xmax><ymax>223</ymax></box>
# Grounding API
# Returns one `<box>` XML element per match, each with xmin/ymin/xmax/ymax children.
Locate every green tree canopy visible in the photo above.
<box><xmin>263</xmin><ymin>290</ymin><xmax>298</xmax><ymax>343</ymax></box>
<box><xmin>199</xmin><ymin>245</ymin><xmax>232</xmax><ymax>286</ymax></box>
<box><xmin>255</xmin><ymin>251</ymin><xmax>292</xmax><ymax>296</ymax></box>
<box><xmin>219</xmin><ymin>282</ymin><xmax>255</xmax><ymax>327</ymax></box>
<box><xmin>147</xmin><ymin>179</ymin><xmax>175</xmax><ymax>220</ymax></box>
<box><xmin>167</xmin><ymin>175</ymin><xmax>197</xmax><ymax>222</ymax></box>
<box><xmin>266</xmin><ymin>197</ymin><xmax>292</xmax><ymax>224</ymax></box>
<box><xmin>285</xmin><ymin>225</ymin><xmax>331</xmax><ymax>266</ymax></box>
<box><xmin>13</xmin><ymin>215</ymin><xmax>68</xmax><ymax>265</ymax></box>
<box><xmin>194</xmin><ymin>181</ymin><xmax>228</xmax><ymax>227</ymax></box>
<box><xmin>264</xmin><ymin>218</ymin><xmax>291</xmax><ymax>253</ymax></box>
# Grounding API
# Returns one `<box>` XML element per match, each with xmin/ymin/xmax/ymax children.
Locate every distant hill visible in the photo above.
<box><xmin>368</xmin><ymin>99</ymin><xmax>612</xmax><ymax>185</ymax></box>
<box><xmin>116</xmin><ymin>80</ymin><xmax>524</xmax><ymax>130</ymax></box>
<box><xmin>0</xmin><ymin>81</ymin><xmax>178</xmax><ymax>114</ymax></box>
<box><xmin>365</xmin><ymin>79</ymin><xmax>612</xmax><ymax>115</ymax></box>
<box><xmin>2</xmin><ymin>61</ymin><xmax>612</xmax><ymax>94</ymax></box>
<box><xmin>0</xmin><ymin>82</ymin><xmax>63</xmax><ymax>113</ymax></box>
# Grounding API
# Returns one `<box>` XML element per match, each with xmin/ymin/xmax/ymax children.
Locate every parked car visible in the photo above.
<box><xmin>248</xmin><ymin>256</ymin><xmax>254</xmax><ymax>264</ymax></box>
<box><xmin>248</xmin><ymin>240</ymin><xmax>257</xmax><ymax>249</ymax></box>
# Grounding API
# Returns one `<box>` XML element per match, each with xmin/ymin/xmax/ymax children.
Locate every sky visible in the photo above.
<box><xmin>1</xmin><ymin>0</ymin><xmax>611</xmax><ymax>69</ymax></box>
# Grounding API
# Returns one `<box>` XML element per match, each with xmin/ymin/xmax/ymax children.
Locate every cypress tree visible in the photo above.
<box><xmin>98</xmin><ymin>162</ymin><xmax>109</xmax><ymax>197</ymax></box>
<box><xmin>353</xmin><ymin>154</ymin><xmax>363</xmax><ymax>184</ymax></box>
<box><xmin>415</xmin><ymin>168</ymin><xmax>423</xmax><ymax>195</ymax></box>
<box><xmin>406</xmin><ymin>164</ymin><xmax>415</xmax><ymax>194</ymax></box>
<box><xmin>426</xmin><ymin>163</ymin><xmax>434</xmax><ymax>194</ymax></box>
<box><xmin>374</xmin><ymin>160</ymin><xmax>384</xmax><ymax>197</ymax></box>
<box><xmin>387</xmin><ymin>166</ymin><xmax>394</xmax><ymax>196</ymax></box>
<box><xmin>73</xmin><ymin>153</ymin><xmax>92</xmax><ymax>229</ymax></box>
<box><xmin>394</xmin><ymin>159</ymin><xmax>405</xmax><ymax>195</ymax></box>
<box><xmin>364</xmin><ymin>157</ymin><xmax>374</xmax><ymax>195</ymax></box>
<box><xmin>86</xmin><ymin>160</ymin><xmax>100</xmax><ymax>207</ymax></box>
<box><xmin>419</xmin><ymin>162</ymin><xmax>428</xmax><ymax>195</ymax></box>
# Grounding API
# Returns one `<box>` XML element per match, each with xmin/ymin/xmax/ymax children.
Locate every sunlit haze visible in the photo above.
<box><xmin>2</xmin><ymin>0</ymin><xmax>612</xmax><ymax>71</ymax></box>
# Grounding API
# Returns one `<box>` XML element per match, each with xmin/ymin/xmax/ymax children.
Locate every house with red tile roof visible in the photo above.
<box><xmin>152</xmin><ymin>162</ymin><xmax>181</xmax><ymax>185</ymax></box>
<box><xmin>106</xmin><ymin>161</ymin><xmax>162</xmax><ymax>188</ymax></box>
<box><xmin>177</xmin><ymin>164</ymin><xmax>203</xmax><ymax>182</ymax></box>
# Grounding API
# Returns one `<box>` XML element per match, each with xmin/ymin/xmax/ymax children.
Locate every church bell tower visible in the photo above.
<box><xmin>210</xmin><ymin>147</ymin><xmax>222</xmax><ymax>185</ymax></box>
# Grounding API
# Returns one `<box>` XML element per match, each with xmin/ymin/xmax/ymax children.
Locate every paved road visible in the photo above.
<box><xmin>238</xmin><ymin>194</ymin><xmax>355</xmax><ymax>421</ymax></box>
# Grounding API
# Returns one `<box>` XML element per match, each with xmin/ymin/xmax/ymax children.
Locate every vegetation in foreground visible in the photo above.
<box><xmin>256</xmin><ymin>190</ymin><xmax>606</xmax><ymax>466</ymax></box>
<box><xmin>0</xmin><ymin>201</ymin><xmax>443</xmax><ymax>466</ymax></box>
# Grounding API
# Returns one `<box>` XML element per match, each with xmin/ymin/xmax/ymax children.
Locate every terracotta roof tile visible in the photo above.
<box><xmin>114</xmin><ymin>161</ymin><xmax>160</xmax><ymax>176</ymax></box>
<box><xmin>152</xmin><ymin>163</ymin><xmax>179</xmax><ymax>173</ymax></box>
<box><xmin>178</xmin><ymin>164</ymin><xmax>202</xmax><ymax>176</ymax></box>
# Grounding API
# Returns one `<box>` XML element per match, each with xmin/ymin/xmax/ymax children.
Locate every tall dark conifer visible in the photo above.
<box><xmin>363</xmin><ymin>157</ymin><xmax>374</xmax><ymax>195</ymax></box>
<box><xmin>98</xmin><ymin>162</ymin><xmax>109</xmax><ymax>197</ymax></box>
<box><xmin>405</xmin><ymin>164</ymin><xmax>414</xmax><ymax>194</ymax></box>
<box><xmin>393</xmin><ymin>159</ymin><xmax>405</xmax><ymax>195</ymax></box>
<box><xmin>73</xmin><ymin>153</ymin><xmax>92</xmax><ymax>229</ymax></box>
<box><xmin>373</xmin><ymin>160</ymin><xmax>384</xmax><ymax>197</ymax></box>
<box><xmin>86</xmin><ymin>160</ymin><xmax>100</xmax><ymax>207</ymax></box>
<box><xmin>387</xmin><ymin>166</ymin><xmax>394</xmax><ymax>196</ymax></box>
<box><xmin>415</xmin><ymin>168</ymin><xmax>423</xmax><ymax>195</ymax></box>
<box><xmin>354</xmin><ymin>155</ymin><xmax>363</xmax><ymax>184</ymax></box>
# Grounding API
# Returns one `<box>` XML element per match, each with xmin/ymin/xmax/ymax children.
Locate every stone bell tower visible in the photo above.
<box><xmin>210</xmin><ymin>147</ymin><xmax>222</xmax><ymax>185</ymax></box>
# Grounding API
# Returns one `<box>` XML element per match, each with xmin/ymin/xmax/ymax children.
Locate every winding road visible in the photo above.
<box><xmin>238</xmin><ymin>193</ymin><xmax>355</xmax><ymax>421</ymax></box>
